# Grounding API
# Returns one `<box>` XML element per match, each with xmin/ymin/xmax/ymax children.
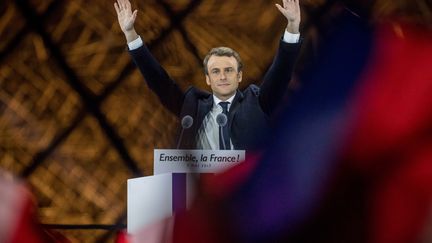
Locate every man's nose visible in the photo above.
<box><xmin>220</xmin><ymin>72</ymin><xmax>227</xmax><ymax>79</ymax></box>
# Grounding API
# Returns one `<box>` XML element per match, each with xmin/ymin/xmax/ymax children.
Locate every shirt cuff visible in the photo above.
<box><xmin>127</xmin><ymin>36</ymin><xmax>144</xmax><ymax>50</ymax></box>
<box><xmin>283</xmin><ymin>30</ymin><xmax>300</xmax><ymax>43</ymax></box>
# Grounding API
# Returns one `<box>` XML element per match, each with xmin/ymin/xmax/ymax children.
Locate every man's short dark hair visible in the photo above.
<box><xmin>203</xmin><ymin>47</ymin><xmax>243</xmax><ymax>75</ymax></box>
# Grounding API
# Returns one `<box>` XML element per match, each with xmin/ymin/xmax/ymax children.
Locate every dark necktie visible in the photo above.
<box><xmin>219</xmin><ymin>102</ymin><xmax>231</xmax><ymax>150</ymax></box>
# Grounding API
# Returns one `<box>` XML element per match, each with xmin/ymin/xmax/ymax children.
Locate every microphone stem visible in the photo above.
<box><xmin>220</xmin><ymin>126</ymin><xmax>226</xmax><ymax>150</ymax></box>
<box><xmin>176</xmin><ymin>129</ymin><xmax>184</xmax><ymax>149</ymax></box>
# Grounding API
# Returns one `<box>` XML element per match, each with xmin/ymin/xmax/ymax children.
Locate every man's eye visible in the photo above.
<box><xmin>225</xmin><ymin>68</ymin><xmax>234</xmax><ymax>73</ymax></box>
<box><xmin>212</xmin><ymin>70</ymin><xmax>220</xmax><ymax>74</ymax></box>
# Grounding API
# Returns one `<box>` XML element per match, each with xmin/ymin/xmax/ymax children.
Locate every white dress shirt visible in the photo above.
<box><xmin>196</xmin><ymin>95</ymin><xmax>235</xmax><ymax>150</ymax></box>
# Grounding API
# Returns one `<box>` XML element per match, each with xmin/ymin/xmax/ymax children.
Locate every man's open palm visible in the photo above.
<box><xmin>275</xmin><ymin>0</ymin><xmax>301</xmax><ymax>24</ymax></box>
<box><xmin>114</xmin><ymin>0</ymin><xmax>137</xmax><ymax>33</ymax></box>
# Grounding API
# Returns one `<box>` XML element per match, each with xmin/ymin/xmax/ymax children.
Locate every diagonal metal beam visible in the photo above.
<box><xmin>14</xmin><ymin>0</ymin><xmax>143</xmax><ymax>177</ymax></box>
<box><xmin>20</xmin><ymin>109</ymin><xmax>87</xmax><ymax>177</ymax></box>
<box><xmin>177</xmin><ymin>25</ymin><xmax>202</xmax><ymax>65</ymax></box>
<box><xmin>157</xmin><ymin>0</ymin><xmax>203</xmax><ymax>63</ymax></box>
<box><xmin>0</xmin><ymin>1</ymin><xmax>63</xmax><ymax>65</ymax></box>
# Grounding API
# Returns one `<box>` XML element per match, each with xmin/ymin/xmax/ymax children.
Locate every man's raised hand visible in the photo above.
<box><xmin>275</xmin><ymin>0</ymin><xmax>301</xmax><ymax>34</ymax></box>
<box><xmin>114</xmin><ymin>0</ymin><xmax>138</xmax><ymax>36</ymax></box>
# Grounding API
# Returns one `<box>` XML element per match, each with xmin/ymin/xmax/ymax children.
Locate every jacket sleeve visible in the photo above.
<box><xmin>129</xmin><ymin>44</ymin><xmax>184</xmax><ymax>117</ymax></box>
<box><xmin>259</xmin><ymin>39</ymin><xmax>302</xmax><ymax>115</ymax></box>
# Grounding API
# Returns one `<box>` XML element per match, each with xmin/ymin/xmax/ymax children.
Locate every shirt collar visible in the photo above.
<box><xmin>213</xmin><ymin>93</ymin><xmax>235</xmax><ymax>107</ymax></box>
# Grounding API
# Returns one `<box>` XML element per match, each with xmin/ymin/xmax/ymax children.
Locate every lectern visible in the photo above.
<box><xmin>127</xmin><ymin>149</ymin><xmax>245</xmax><ymax>234</ymax></box>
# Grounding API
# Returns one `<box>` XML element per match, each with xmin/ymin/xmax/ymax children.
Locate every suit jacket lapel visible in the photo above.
<box><xmin>228</xmin><ymin>90</ymin><xmax>244</xmax><ymax>129</ymax></box>
<box><xmin>195</xmin><ymin>94</ymin><xmax>213</xmax><ymax>133</ymax></box>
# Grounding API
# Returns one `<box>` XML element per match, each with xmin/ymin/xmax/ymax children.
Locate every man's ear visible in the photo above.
<box><xmin>237</xmin><ymin>71</ymin><xmax>243</xmax><ymax>83</ymax></box>
<box><xmin>205</xmin><ymin>75</ymin><xmax>211</xmax><ymax>86</ymax></box>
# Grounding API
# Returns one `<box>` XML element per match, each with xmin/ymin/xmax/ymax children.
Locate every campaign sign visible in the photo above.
<box><xmin>154</xmin><ymin>149</ymin><xmax>245</xmax><ymax>175</ymax></box>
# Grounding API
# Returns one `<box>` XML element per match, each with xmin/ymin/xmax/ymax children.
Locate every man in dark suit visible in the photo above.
<box><xmin>115</xmin><ymin>0</ymin><xmax>302</xmax><ymax>150</ymax></box>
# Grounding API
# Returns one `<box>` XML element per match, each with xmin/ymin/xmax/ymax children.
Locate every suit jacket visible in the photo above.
<box><xmin>129</xmin><ymin>39</ymin><xmax>301</xmax><ymax>150</ymax></box>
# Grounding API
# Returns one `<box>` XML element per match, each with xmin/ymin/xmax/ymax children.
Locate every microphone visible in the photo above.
<box><xmin>216</xmin><ymin>113</ymin><xmax>228</xmax><ymax>149</ymax></box>
<box><xmin>181</xmin><ymin>115</ymin><xmax>193</xmax><ymax>129</ymax></box>
<box><xmin>176</xmin><ymin>115</ymin><xmax>193</xmax><ymax>149</ymax></box>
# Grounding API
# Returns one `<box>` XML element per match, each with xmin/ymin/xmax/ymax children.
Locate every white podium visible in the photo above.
<box><xmin>127</xmin><ymin>149</ymin><xmax>245</xmax><ymax>234</ymax></box>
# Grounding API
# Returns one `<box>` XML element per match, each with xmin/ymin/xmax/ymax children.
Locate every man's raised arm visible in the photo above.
<box><xmin>114</xmin><ymin>0</ymin><xmax>184</xmax><ymax>117</ymax></box>
<box><xmin>259</xmin><ymin>0</ymin><xmax>302</xmax><ymax>115</ymax></box>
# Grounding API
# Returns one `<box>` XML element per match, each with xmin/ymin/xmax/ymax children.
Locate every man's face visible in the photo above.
<box><xmin>205</xmin><ymin>55</ymin><xmax>242</xmax><ymax>101</ymax></box>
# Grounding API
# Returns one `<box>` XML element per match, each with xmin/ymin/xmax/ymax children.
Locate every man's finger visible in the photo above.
<box><xmin>119</xmin><ymin>0</ymin><xmax>126</xmax><ymax>10</ymax></box>
<box><xmin>275</xmin><ymin>3</ymin><xmax>286</xmax><ymax>14</ymax></box>
<box><xmin>114</xmin><ymin>2</ymin><xmax>120</xmax><ymax>14</ymax></box>
<box><xmin>131</xmin><ymin>10</ymin><xmax>138</xmax><ymax>23</ymax></box>
<box><xmin>126</xmin><ymin>0</ymin><xmax>131</xmax><ymax>10</ymax></box>
<box><xmin>124</xmin><ymin>0</ymin><xmax>130</xmax><ymax>11</ymax></box>
<box><xmin>294</xmin><ymin>0</ymin><xmax>300</xmax><ymax>9</ymax></box>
